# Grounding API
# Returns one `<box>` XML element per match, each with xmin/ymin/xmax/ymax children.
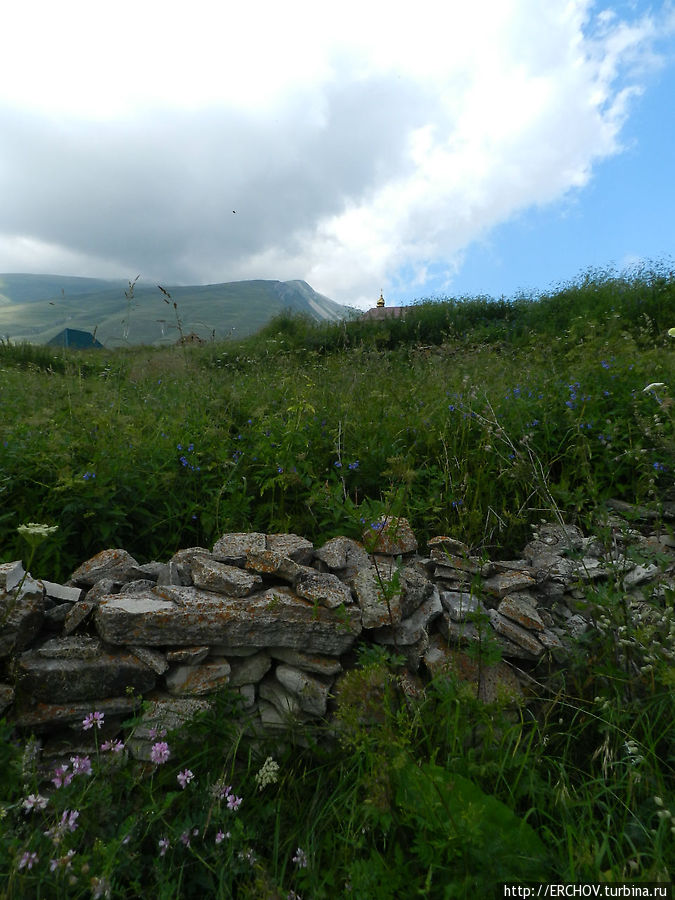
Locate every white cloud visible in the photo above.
<box><xmin>0</xmin><ymin>0</ymin><xmax>673</xmax><ymax>308</ymax></box>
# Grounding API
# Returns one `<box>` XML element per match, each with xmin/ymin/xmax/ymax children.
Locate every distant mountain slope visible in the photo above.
<box><xmin>0</xmin><ymin>274</ymin><xmax>351</xmax><ymax>346</ymax></box>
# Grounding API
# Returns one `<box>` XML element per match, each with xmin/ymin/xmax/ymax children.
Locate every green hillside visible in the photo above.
<box><xmin>0</xmin><ymin>274</ymin><xmax>352</xmax><ymax>346</ymax></box>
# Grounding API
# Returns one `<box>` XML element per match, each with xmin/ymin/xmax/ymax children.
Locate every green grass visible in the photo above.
<box><xmin>0</xmin><ymin>264</ymin><xmax>674</xmax><ymax>896</ymax></box>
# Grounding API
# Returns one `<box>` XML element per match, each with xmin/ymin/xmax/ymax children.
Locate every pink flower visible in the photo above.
<box><xmin>215</xmin><ymin>830</ymin><xmax>230</xmax><ymax>844</ymax></box>
<box><xmin>150</xmin><ymin>742</ymin><xmax>170</xmax><ymax>764</ymax></box>
<box><xmin>82</xmin><ymin>711</ymin><xmax>104</xmax><ymax>730</ymax></box>
<box><xmin>51</xmin><ymin>765</ymin><xmax>73</xmax><ymax>789</ymax></box>
<box><xmin>158</xmin><ymin>837</ymin><xmax>170</xmax><ymax>857</ymax></box>
<box><xmin>101</xmin><ymin>739</ymin><xmax>125</xmax><ymax>753</ymax></box>
<box><xmin>70</xmin><ymin>755</ymin><xmax>92</xmax><ymax>776</ymax></box>
<box><xmin>22</xmin><ymin>794</ymin><xmax>48</xmax><ymax>813</ymax></box>
<box><xmin>226</xmin><ymin>793</ymin><xmax>242</xmax><ymax>811</ymax></box>
<box><xmin>18</xmin><ymin>851</ymin><xmax>38</xmax><ymax>870</ymax></box>
<box><xmin>177</xmin><ymin>769</ymin><xmax>194</xmax><ymax>789</ymax></box>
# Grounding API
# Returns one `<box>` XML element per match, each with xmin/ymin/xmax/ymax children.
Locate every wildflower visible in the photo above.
<box><xmin>82</xmin><ymin>711</ymin><xmax>104</xmax><ymax>731</ymax></box>
<box><xmin>150</xmin><ymin>742</ymin><xmax>170</xmax><ymax>764</ymax></box>
<box><xmin>254</xmin><ymin>756</ymin><xmax>280</xmax><ymax>791</ymax></box>
<box><xmin>90</xmin><ymin>876</ymin><xmax>111</xmax><ymax>899</ymax></box>
<box><xmin>177</xmin><ymin>768</ymin><xmax>194</xmax><ymax>789</ymax></box>
<box><xmin>227</xmin><ymin>793</ymin><xmax>243</xmax><ymax>811</ymax></box>
<box><xmin>70</xmin><ymin>755</ymin><xmax>92</xmax><ymax>776</ymax></box>
<box><xmin>653</xmin><ymin>462</ymin><xmax>667</xmax><ymax>471</ymax></box>
<box><xmin>348</xmin><ymin>460</ymin><xmax>359</xmax><ymax>470</ymax></box>
<box><xmin>18</xmin><ymin>851</ymin><xmax>39</xmax><ymax>870</ymax></box>
<box><xmin>51</xmin><ymin>765</ymin><xmax>73</xmax><ymax>789</ymax></box>
<box><xmin>147</xmin><ymin>726</ymin><xmax>166</xmax><ymax>740</ymax></box>
<box><xmin>17</xmin><ymin>523</ymin><xmax>58</xmax><ymax>539</ymax></box>
<box><xmin>292</xmin><ymin>847</ymin><xmax>308</xmax><ymax>868</ymax></box>
<box><xmin>22</xmin><ymin>794</ymin><xmax>48</xmax><ymax>813</ymax></box>
<box><xmin>49</xmin><ymin>849</ymin><xmax>76</xmax><ymax>872</ymax></box>
<box><xmin>668</xmin><ymin>328</ymin><xmax>675</xmax><ymax>338</ymax></box>
<box><xmin>215</xmin><ymin>830</ymin><xmax>230</xmax><ymax>844</ymax></box>
<box><xmin>210</xmin><ymin>779</ymin><xmax>231</xmax><ymax>801</ymax></box>
<box><xmin>101</xmin><ymin>739</ymin><xmax>124</xmax><ymax>753</ymax></box>
<box><xmin>643</xmin><ymin>382</ymin><xmax>666</xmax><ymax>392</ymax></box>
<box><xmin>158</xmin><ymin>837</ymin><xmax>170</xmax><ymax>857</ymax></box>
<box><xmin>334</xmin><ymin>461</ymin><xmax>342</xmax><ymax>468</ymax></box>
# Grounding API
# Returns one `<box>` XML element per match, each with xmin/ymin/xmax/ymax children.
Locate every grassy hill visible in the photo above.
<box><xmin>0</xmin><ymin>263</ymin><xmax>674</xmax><ymax>893</ymax></box>
<box><xmin>0</xmin><ymin>273</ymin><xmax>352</xmax><ymax>346</ymax></box>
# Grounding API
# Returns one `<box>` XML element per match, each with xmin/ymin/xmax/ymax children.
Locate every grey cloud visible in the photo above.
<box><xmin>0</xmin><ymin>74</ymin><xmax>433</xmax><ymax>282</ymax></box>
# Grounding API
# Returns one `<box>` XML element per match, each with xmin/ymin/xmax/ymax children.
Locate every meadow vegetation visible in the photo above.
<box><xmin>0</xmin><ymin>264</ymin><xmax>674</xmax><ymax>896</ymax></box>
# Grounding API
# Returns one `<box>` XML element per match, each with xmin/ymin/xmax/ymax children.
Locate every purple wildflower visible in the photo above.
<box><xmin>18</xmin><ymin>851</ymin><xmax>39</xmax><ymax>870</ymax></box>
<box><xmin>158</xmin><ymin>837</ymin><xmax>170</xmax><ymax>857</ymax></box>
<box><xmin>70</xmin><ymin>755</ymin><xmax>92</xmax><ymax>776</ymax></box>
<box><xmin>177</xmin><ymin>769</ymin><xmax>194</xmax><ymax>789</ymax></box>
<box><xmin>22</xmin><ymin>794</ymin><xmax>48</xmax><ymax>813</ymax></box>
<box><xmin>101</xmin><ymin>739</ymin><xmax>125</xmax><ymax>753</ymax></box>
<box><xmin>150</xmin><ymin>742</ymin><xmax>170</xmax><ymax>764</ymax></box>
<box><xmin>82</xmin><ymin>711</ymin><xmax>104</xmax><ymax>731</ymax></box>
<box><xmin>51</xmin><ymin>765</ymin><xmax>73</xmax><ymax>789</ymax></box>
<box><xmin>292</xmin><ymin>847</ymin><xmax>308</xmax><ymax>868</ymax></box>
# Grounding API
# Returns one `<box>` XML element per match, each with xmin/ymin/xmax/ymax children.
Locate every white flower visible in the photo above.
<box><xmin>643</xmin><ymin>382</ymin><xmax>666</xmax><ymax>392</ymax></box>
<box><xmin>254</xmin><ymin>756</ymin><xmax>280</xmax><ymax>790</ymax></box>
<box><xmin>17</xmin><ymin>523</ymin><xmax>58</xmax><ymax>538</ymax></box>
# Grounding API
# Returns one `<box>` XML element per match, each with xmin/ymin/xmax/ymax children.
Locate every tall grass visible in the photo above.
<box><xmin>0</xmin><ymin>265</ymin><xmax>674</xmax><ymax>895</ymax></box>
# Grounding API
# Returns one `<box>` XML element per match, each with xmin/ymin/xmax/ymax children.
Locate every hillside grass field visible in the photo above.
<box><xmin>0</xmin><ymin>264</ymin><xmax>674</xmax><ymax>896</ymax></box>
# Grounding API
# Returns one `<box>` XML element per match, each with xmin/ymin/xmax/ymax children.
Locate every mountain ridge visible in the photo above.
<box><xmin>0</xmin><ymin>274</ymin><xmax>353</xmax><ymax>346</ymax></box>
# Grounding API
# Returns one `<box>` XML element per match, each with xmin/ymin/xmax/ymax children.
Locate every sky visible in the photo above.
<box><xmin>1</xmin><ymin>0</ymin><xmax>674</xmax><ymax>310</ymax></box>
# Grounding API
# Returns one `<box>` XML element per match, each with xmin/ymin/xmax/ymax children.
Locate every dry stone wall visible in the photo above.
<box><xmin>1</xmin><ymin>514</ymin><xmax>673</xmax><ymax>764</ymax></box>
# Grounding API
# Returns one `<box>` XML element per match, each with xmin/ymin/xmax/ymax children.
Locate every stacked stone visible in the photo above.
<box><xmin>1</xmin><ymin>515</ymin><xmax>673</xmax><ymax>761</ymax></box>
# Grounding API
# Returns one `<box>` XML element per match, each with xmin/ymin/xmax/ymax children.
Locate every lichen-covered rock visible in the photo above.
<box><xmin>212</xmin><ymin>532</ymin><xmax>266</xmax><ymax>564</ymax></box>
<box><xmin>165</xmin><ymin>658</ymin><xmax>231</xmax><ymax>696</ymax></box>
<box><xmin>0</xmin><ymin>581</ymin><xmax>45</xmax><ymax>658</ymax></box>
<box><xmin>363</xmin><ymin>516</ymin><xmax>418</xmax><ymax>555</ymax></box>
<box><xmin>372</xmin><ymin>587</ymin><xmax>442</xmax><ymax>646</ymax></box>
<box><xmin>352</xmin><ymin>566</ymin><xmax>402</xmax><ymax>629</ymax></box>
<box><xmin>16</xmin><ymin>647</ymin><xmax>156</xmax><ymax>703</ymax></box>
<box><xmin>95</xmin><ymin>586</ymin><xmax>362</xmax><ymax>654</ymax></box>
<box><xmin>266</xmin><ymin>533</ymin><xmax>314</xmax><ymax>564</ymax></box>
<box><xmin>275</xmin><ymin>663</ymin><xmax>332</xmax><ymax>717</ymax></box>
<box><xmin>69</xmin><ymin>549</ymin><xmax>140</xmax><ymax>587</ymax></box>
<box><xmin>191</xmin><ymin>556</ymin><xmax>263</xmax><ymax>597</ymax></box>
<box><xmin>295</xmin><ymin>571</ymin><xmax>353</xmax><ymax>609</ymax></box>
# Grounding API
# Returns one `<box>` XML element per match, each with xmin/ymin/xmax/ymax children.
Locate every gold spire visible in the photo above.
<box><xmin>377</xmin><ymin>290</ymin><xmax>385</xmax><ymax>308</ymax></box>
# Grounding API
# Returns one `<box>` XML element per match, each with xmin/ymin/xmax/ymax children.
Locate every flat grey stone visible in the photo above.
<box><xmin>0</xmin><ymin>584</ymin><xmax>45</xmax><ymax>658</ymax></box>
<box><xmin>482</xmin><ymin>570</ymin><xmax>536</xmax><ymax>598</ymax></box>
<box><xmin>165</xmin><ymin>658</ymin><xmax>231</xmax><ymax>696</ymax></box>
<box><xmin>275</xmin><ymin>664</ymin><xmax>331</xmax><ymax>717</ymax></box>
<box><xmin>314</xmin><ymin>537</ymin><xmax>369</xmax><ymax>571</ymax></box>
<box><xmin>0</xmin><ymin>560</ymin><xmax>25</xmax><ymax>592</ymax></box>
<box><xmin>70</xmin><ymin>549</ymin><xmax>140</xmax><ymax>587</ymax></box>
<box><xmin>488</xmin><ymin>610</ymin><xmax>544</xmax><ymax>657</ymax></box>
<box><xmin>268</xmin><ymin>647</ymin><xmax>342</xmax><ymax>675</ymax></box>
<box><xmin>352</xmin><ymin>566</ymin><xmax>402</xmax><ymax>629</ymax></box>
<box><xmin>295</xmin><ymin>572</ymin><xmax>353</xmax><ymax>609</ymax></box>
<box><xmin>266</xmin><ymin>533</ymin><xmax>314</xmax><ymax>564</ymax></box>
<box><xmin>440</xmin><ymin>591</ymin><xmax>485</xmax><ymax>622</ymax></box>
<box><xmin>13</xmin><ymin>696</ymin><xmax>140</xmax><ymax>731</ymax></box>
<box><xmin>129</xmin><ymin>646</ymin><xmax>169</xmax><ymax>674</ymax></box>
<box><xmin>40</xmin><ymin>580</ymin><xmax>83</xmax><ymax>604</ymax></box>
<box><xmin>34</xmin><ymin>636</ymin><xmax>102</xmax><ymax>659</ymax></box>
<box><xmin>372</xmin><ymin>587</ymin><xmax>442</xmax><ymax>645</ymax></box>
<box><xmin>16</xmin><ymin>648</ymin><xmax>156</xmax><ymax>703</ymax></box>
<box><xmin>258</xmin><ymin>682</ymin><xmax>300</xmax><ymax>717</ymax></box>
<box><xmin>191</xmin><ymin>556</ymin><xmax>262</xmax><ymax>597</ymax></box>
<box><xmin>212</xmin><ymin>532</ymin><xmax>266</xmax><ymax>564</ymax></box>
<box><xmin>497</xmin><ymin>594</ymin><xmax>545</xmax><ymax>632</ymax></box>
<box><xmin>228</xmin><ymin>652</ymin><xmax>272</xmax><ymax>686</ymax></box>
<box><xmin>63</xmin><ymin>598</ymin><xmax>100</xmax><ymax>634</ymax></box>
<box><xmin>245</xmin><ymin>550</ymin><xmax>302</xmax><ymax>582</ymax></box>
<box><xmin>95</xmin><ymin>586</ymin><xmax>362</xmax><ymax>654</ymax></box>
